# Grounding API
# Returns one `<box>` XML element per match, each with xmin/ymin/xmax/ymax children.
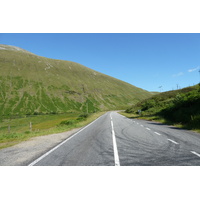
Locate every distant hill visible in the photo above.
<box><xmin>0</xmin><ymin>44</ymin><xmax>152</xmax><ymax>116</ymax></box>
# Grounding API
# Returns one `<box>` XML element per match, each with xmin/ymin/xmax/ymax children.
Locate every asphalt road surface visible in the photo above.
<box><xmin>29</xmin><ymin>111</ymin><xmax>200</xmax><ymax>166</ymax></box>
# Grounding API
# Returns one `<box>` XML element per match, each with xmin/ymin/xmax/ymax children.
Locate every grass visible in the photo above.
<box><xmin>119</xmin><ymin>111</ymin><xmax>200</xmax><ymax>133</ymax></box>
<box><xmin>0</xmin><ymin>111</ymin><xmax>106</xmax><ymax>149</ymax></box>
<box><xmin>0</xmin><ymin>44</ymin><xmax>153</xmax><ymax>149</ymax></box>
<box><xmin>0</xmin><ymin>45</ymin><xmax>152</xmax><ymax>116</ymax></box>
<box><xmin>120</xmin><ymin>111</ymin><xmax>167</xmax><ymax>124</ymax></box>
<box><xmin>121</xmin><ymin>85</ymin><xmax>200</xmax><ymax>133</ymax></box>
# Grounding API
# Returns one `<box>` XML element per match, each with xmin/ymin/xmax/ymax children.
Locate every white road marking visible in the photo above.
<box><xmin>28</xmin><ymin>114</ymin><xmax>105</xmax><ymax>166</ymax></box>
<box><xmin>111</xmin><ymin>120</ymin><xmax>120</xmax><ymax>166</ymax></box>
<box><xmin>137</xmin><ymin>123</ymin><xmax>139</xmax><ymax>125</ymax></box>
<box><xmin>154</xmin><ymin>132</ymin><xmax>161</xmax><ymax>136</ymax></box>
<box><xmin>140</xmin><ymin>125</ymin><xmax>144</xmax><ymax>127</ymax></box>
<box><xmin>146</xmin><ymin>128</ymin><xmax>151</xmax><ymax>131</ymax></box>
<box><xmin>167</xmin><ymin>139</ymin><xmax>179</xmax><ymax>145</ymax></box>
<box><xmin>191</xmin><ymin>151</ymin><xmax>200</xmax><ymax>158</ymax></box>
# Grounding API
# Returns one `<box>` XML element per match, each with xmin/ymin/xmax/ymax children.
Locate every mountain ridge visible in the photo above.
<box><xmin>0</xmin><ymin>44</ymin><xmax>36</xmax><ymax>55</ymax></box>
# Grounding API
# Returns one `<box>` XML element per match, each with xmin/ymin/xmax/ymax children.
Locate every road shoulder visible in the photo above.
<box><xmin>0</xmin><ymin>127</ymin><xmax>81</xmax><ymax>166</ymax></box>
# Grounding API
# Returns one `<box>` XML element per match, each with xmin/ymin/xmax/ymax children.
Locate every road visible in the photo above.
<box><xmin>29</xmin><ymin>111</ymin><xmax>200</xmax><ymax>166</ymax></box>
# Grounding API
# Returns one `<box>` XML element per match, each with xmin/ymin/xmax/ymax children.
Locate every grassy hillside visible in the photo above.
<box><xmin>125</xmin><ymin>85</ymin><xmax>200</xmax><ymax>131</ymax></box>
<box><xmin>0</xmin><ymin>44</ymin><xmax>152</xmax><ymax>116</ymax></box>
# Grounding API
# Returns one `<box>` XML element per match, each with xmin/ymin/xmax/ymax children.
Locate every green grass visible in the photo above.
<box><xmin>124</xmin><ymin>85</ymin><xmax>200</xmax><ymax>133</ymax></box>
<box><xmin>120</xmin><ymin>111</ymin><xmax>200</xmax><ymax>133</ymax></box>
<box><xmin>0</xmin><ymin>44</ymin><xmax>153</xmax><ymax>149</ymax></box>
<box><xmin>0</xmin><ymin>44</ymin><xmax>152</xmax><ymax>116</ymax></box>
<box><xmin>120</xmin><ymin>111</ymin><xmax>166</xmax><ymax>123</ymax></box>
<box><xmin>0</xmin><ymin>111</ymin><xmax>106</xmax><ymax>149</ymax></box>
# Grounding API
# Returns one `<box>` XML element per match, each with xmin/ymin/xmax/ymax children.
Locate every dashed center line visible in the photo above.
<box><xmin>121</xmin><ymin>114</ymin><xmax>200</xmax><ymax>162</ymax></box>
<box><xmin>167</xmin><ymin>139</ymin><xmax>179</xmax><ymax>145</ymax></box>
<box><xmin>154</xmin><ymin>132</ymin><xmax>161</xmax><ymax>136</ymax></box>
<box><xmin>191</xmin><ymin>151</ymin><xmax>200</xmax><ymax>158</ymax></box>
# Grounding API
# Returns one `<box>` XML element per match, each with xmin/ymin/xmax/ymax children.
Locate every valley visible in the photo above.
<box><xmin>0</xmin><ymin>44</ymin><xmax>152</xmax><ymax>148</ymax></box>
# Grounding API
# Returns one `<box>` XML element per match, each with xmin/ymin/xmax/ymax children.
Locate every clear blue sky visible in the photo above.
<box><xmin>1</xmin><ymin>33</ymin><xmax>200</xmax><ymax>92</ymax></box>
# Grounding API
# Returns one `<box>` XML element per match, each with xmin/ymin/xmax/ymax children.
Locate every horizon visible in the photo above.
<box><xmin>1</xmin><ymin>33</ymin><xmax>200</xmax><ymax>92</ymax></box>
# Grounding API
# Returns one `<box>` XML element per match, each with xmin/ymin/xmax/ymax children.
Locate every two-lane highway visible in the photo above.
<box><xmin>29</xmin><ymin>111</ymin><xmax>200</xmax><ymax>166</ymax></box>
<box><xmin>29</xmin><ymin>112</ymin><xmax>115</xmax><ymax>166</ymax></box>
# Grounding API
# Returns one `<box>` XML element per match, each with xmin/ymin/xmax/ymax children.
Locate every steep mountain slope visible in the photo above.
<box><xmin>0</xmin><ymin>44</ymin><xmax>152</xmax><ymax>116</ymax></box>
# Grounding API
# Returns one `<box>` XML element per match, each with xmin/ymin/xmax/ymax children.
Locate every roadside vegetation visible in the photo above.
<box><xmin>0</xmin><ymin>111</ymin><xmax>105</xmax><ymax>149</ymax></box>
<box><xmin>122</xmin><ymin>85</ymin><xmax>200</xmax><ymax>133</ymax></box>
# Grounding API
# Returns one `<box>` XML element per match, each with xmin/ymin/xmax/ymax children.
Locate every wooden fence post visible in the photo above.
<box><xmin>30</xmin><ymin>122</ymin><xmax>32</xmax><ymax>132</ymax></box>
<box><xmin>8</xmin><ymin>125</ymin><xmax>10</xmax><ymax>133</ymax></box>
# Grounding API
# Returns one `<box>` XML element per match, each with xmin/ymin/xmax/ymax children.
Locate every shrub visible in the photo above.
<box><xmin>125</xmin><ymin>107</ymin><xmax>133</xmax><ymax>113</ymax></box>
<box><xmin>59</xmin><ymin>120</ymin><xmax>76</xmax><ymax>126</ymax></box>
<box><xmin>141</xmin><ymin>99</ymin><xmax>156</xmax><ymax>111</ymax></box>
<box><xmin>76</xmin><ymin>113</ymin><xmax>90</xmax><ymax>121</ymax></box>
<box><xmin>25</xmin><ymin>131</ymin><xmax>31</xmax><ymax>134</ymax></box>
<box><xmin>79</xmin><ymin>113</ymin><xmax>89</xmax><ymax>118</ymax></box>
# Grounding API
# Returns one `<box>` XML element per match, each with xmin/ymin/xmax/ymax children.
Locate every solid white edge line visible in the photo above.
<box><xmin>167</xmin><ymin>139</ymin><xmax>179</xmax><ymax>145</ymax></box>
<box><xmin>28</xmin><ymin>114</ymin><xmax>105</xmax><ymax>166</ymax></box>
<box><xmin>191</xmin><ymin>151</ymin><xmax>200</xmax><ymax>158</ymax></box>
<box><xmin>111</xmin><ymin>120</ymin><xmax>120</xmax><ymax>166</ymax></box>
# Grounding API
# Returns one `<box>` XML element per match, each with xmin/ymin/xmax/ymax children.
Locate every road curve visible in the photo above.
<box><xmin>29</xmin><ymin>111</ymin><xmax>200</xmax><ymax>166</ymax></box>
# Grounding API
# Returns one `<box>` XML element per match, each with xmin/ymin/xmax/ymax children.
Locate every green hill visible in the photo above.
<box><xmin>125</xmin><ymin>85</ymin><xmax>200</xmax><ymax>131</ymax></box>
<box><xmin>0</xmin><ymin>44</ymin><xmax>152</xmax><ymax>116</ymax></box>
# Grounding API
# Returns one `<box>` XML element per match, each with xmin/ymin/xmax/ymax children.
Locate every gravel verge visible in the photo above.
<box><xmin>0</xmin><ymin>127</ymin><xmax>81</xmax><ymax>166</ymax></box>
